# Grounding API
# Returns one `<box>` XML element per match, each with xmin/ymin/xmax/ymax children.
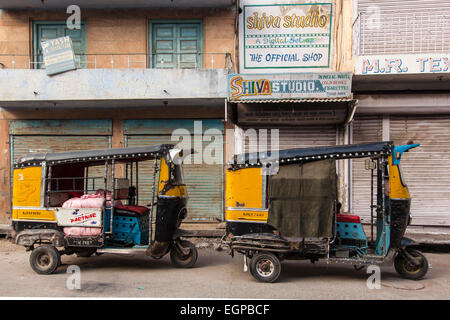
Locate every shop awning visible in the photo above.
<box><xmin>229</xmin><ymin>98</ymin><xmax>358</xmax><ymax>127</ymax></box>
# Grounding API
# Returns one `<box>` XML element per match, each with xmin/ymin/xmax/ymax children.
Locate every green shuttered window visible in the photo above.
<box><xmin>150</xmin><ymin>21</ymin><xmax>203</xmax><ymax>69</ymax></box>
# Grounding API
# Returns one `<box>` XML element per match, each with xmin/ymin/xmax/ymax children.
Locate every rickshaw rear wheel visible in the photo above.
<box><xmin>394</xmin><ymin>248</ymin><xmax>429</xmax><ymax>280</ymax></box>
<box><xmin>250</xmin><ymin>252</ymin><xmax>281</xmax><ymax>283</ymax></box>
<box><xmin>29</xmin><ymin>245</ymin><xmax>61</xmax><ymax>275</ymax></box>
<box><xmin>170</xmin><ymin>240</ymin><xmax>198</xmax><ymax>268</ymax></box>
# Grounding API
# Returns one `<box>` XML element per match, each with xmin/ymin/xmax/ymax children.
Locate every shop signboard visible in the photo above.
<box><xmin>228</xmin><ymin>72</ymin><xmax>352</xmax><ymax>101</ymax></box>
<box><xmin>41</xmin><ymin>36</ymin><xmax>77</xmax><ymax>76</ymax></box>
<box><xmin>239</xmin><ymin>0</ymin><xmax>333</xmax><ymax>73</ymax></box>
<box><xmin>356</xmin><ymin>54</ymin><xmax>450</xmax><ymax>75</ymax></box>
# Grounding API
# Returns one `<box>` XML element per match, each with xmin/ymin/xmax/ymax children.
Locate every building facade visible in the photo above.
<box><xmin>0</xmin><ymin>1</ymin><xmax>237</xmax><ymax>223</ymax></box>
<box><xmin>352</xmin><ymin>0</ymin><xmax>450</xmax><ymax>227</ymax></box>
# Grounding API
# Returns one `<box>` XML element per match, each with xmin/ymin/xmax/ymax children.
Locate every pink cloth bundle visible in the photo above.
<box><xmin>62</xmin><ymin>190</ymin><xmax>122</xmax><ymax>208</ymax></box>
<box><xmin>62</xmin><ymin>190</ymin><xmax>122</xmax><ymax>237</ymax></box>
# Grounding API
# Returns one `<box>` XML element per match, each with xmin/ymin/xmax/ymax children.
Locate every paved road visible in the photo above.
<box><xmin>0</xmin><ymin>239</ymin><xmax>449</xmax><ymax>299</ymax></box>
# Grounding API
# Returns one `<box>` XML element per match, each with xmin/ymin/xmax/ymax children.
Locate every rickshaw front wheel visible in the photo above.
<box><xmin>170</xmin><ymin>240</ymin><xmax>198</xmax><ymax>268</ymax></box>
<box><xmin>250</xmin><ymin>252</ymin><xmax>281</xmax><ymax>283</ymax></box>
<box><xmin>394</xmin><ymin>248</ymin><xmax>429</xmax><ymax>280</ymax></box>
<box><xmin>29</xmin><ymin>245</ymin><xmax>61</xmax><ymax>275</ymax></box>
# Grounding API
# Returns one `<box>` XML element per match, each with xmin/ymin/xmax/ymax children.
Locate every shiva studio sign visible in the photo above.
<box><xmin>228</xmin><ymin>72</ymin><xmax>352</xmax><ymax>101</ymax></box>
<box><xmin>239</xmin><ymin>0</ymin><xmax>333</xmax><ymax>73</ymax></box>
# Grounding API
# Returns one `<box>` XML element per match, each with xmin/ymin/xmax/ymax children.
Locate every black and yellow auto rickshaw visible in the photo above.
<box><xmin>224</xmin><ymin>141</ymin><xmax>429</xmax><ymax>282</ymax></box>
<box><xmin>11</xmin><ymin>144</ymin><xmax>197</xmax><ymax>274</ymax></box>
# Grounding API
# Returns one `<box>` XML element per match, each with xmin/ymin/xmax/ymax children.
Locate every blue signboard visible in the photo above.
<box><xmin>41</xmin><ymin>36</ymin><xmax>76</xmax><ymax>76</ymax></box>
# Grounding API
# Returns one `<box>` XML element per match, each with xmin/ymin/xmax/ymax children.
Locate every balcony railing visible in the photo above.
<box><xmin>0</xmin><ymin>52</ymin><xmax>233</xmax><ymax>70</ymax></box>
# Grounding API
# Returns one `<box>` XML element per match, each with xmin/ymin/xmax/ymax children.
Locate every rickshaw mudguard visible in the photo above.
<box><xmin>390</xmin><ymin>198</ymin><xmax>411</xmax><ymax>248</ymax></box>
<box><xmin>154</xmin><ymin>196</ymin><xmax>187</xmax><ymax>242</ymax></box>
<box><xmin>15</xmin><ymin>229</ymin><xmax>66</xmax><ymax>248</ymax></box>
<box><xmin>400</xmin><ymin>236</ymin><xmax>417</xmax><ymax>248</ymax></box>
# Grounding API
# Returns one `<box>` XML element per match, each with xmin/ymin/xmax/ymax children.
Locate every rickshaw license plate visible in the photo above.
<box><xmin>66</xmin><ymin>236</ymin><xmax>103</xmax><ymax>247</ymax></box>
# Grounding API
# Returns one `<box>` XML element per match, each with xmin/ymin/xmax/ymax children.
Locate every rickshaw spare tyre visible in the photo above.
<box><xmin>394</xmin><ymin>248</ymin><xmax>429</xmax><ymax>280</ymax></box>
<box><xmin>170</xmin><ymin>240</ymin><xmax>198</xmax><ymax>268</ymax></box>
<box><xmin>29</xmin><ymin>245</ymin><xmax>61</xmax><ymax>275</ymax></box>
<box><xmin>250</xmin><ymin>252</ymin><xmax>281</xmax><ymax>283</ymax></box>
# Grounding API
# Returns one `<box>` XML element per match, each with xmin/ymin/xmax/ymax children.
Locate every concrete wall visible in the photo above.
<box><xmin>0</xmin><ymin>68</ymin><xmax>229</xmax><ymax>102</ymax></box>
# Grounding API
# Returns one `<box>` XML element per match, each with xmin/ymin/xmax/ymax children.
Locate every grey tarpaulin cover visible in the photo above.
<box><xmin>267</xmin><ymin>159</ymin><xmax>337</xmax><ymax>239</ymax></box>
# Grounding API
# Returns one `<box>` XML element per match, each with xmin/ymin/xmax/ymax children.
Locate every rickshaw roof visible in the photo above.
<box><xmin>231</xmin><ymin>141</ymin><xmax>394</xmax><ymax>169</ymax></box>
<box><xmin>15</xmin><ymin>144</ymin><xmax>174</xmax><ymax>167</ymax></box>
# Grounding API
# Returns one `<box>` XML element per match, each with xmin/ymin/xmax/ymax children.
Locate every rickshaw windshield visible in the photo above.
<box><xmin>170</xmin><ymin>163</ymin><xmax>184</xmax><ymax>185</ymax></box>
<box><xmin>397</xmin><ymin>163</ymin><xmax>407</xmax><ymax>187</ymax></box>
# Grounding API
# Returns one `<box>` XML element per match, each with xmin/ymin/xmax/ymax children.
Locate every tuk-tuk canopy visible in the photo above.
<box><xmin>231</xmin><ymin>141</ymin><xmax>394</xmax><ymax>169</ymax></box>
<box><xmin>15</xmin><ymin>144</ymin><xmax>174</xmax><ymax>168</ymax></box>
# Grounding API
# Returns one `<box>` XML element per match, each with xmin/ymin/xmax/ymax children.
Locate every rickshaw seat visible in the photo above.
<box><xmin>336</xmin><ymin>213</ymin><xmax>361</xmax><ymax>224</ymax></box>
<box><xmin>114</xmin><ymin>205</ymin><xmax>150</xmax><ymax>217</ymax></box>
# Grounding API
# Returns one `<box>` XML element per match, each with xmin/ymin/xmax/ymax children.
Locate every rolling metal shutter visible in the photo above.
<box><xmin>390</xmin><ymin>116</ymin><xmax>450</xmax><ymax>226</ymax></box>
<box><xmin>10</xmin><ymin>120</ymin><xmax>112</xmax><ymax>162</ymax></box>
<box><xmin>124</xmin><ymin>120</ymin><xmax>224</xmax><ymax>221</ymax></box>
<box><xmin>240</xmin><ymin>125</ymin><xmax>338</xmax><ymax>153</ymax></box>
<box><xmin>357</xmin><ymin>0</ymin><xmax>450</xmax><ymax>55</ymax></box>
<box><xmin>11</xmin><ymin>136</ymin><xmax>111</xmax><ymax>161</ymax></box>
<box><xmin>351</xmin><ymin>115</ymin><xmax>383</xmax><ymax>222</ymax></box>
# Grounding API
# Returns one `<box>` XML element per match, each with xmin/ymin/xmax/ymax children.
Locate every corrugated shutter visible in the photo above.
<box><xmin>11</xmin><ymin>136</ymin><xmax>111</xmax><ymax>161</ymax></box>
<box><xmin>390</xmin><ymin>116</ymin><xmax>450</xmax><ymax>226</ymax></box>
<box><xmin>10</xmin><ymin>120</ymin><xmax>112</xmax><ymax>196</ymax></box>
<box><xmin>358</xmin><ymin>0</ymin><xmax>450</xmax><ymax>55</ymax></box>
<box><xmin>125</xmin><ymin>132</ymin><xmax>224</xmax><ymax>221</ymax></box>
<box><xmin>240</xmin><ymin>126</ymin><xmax>337</xmax><ymax>153</ymax></box>
<box><xmin>351</xmin><ymin>115</ymin><xmax>383</xmax><ymax>222</ymax></box>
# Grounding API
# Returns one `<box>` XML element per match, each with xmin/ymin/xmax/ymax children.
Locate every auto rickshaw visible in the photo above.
<box><xmin>11</xmin><ymin>144</ymin><xmax>198</xmax><ymax>274</ymax></box>
<box><xmin>223</xmin><ymin>141</ymin><xmax>429</xmax><ymax>282</ymax></box>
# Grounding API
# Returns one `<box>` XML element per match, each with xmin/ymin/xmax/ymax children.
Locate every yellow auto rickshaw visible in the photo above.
<box><xmin>224</xmin><ymin>141</ymin><xmax>429</xmax><ymax>282</ymax></box>
<box><xmin>11</xmin><ymin>144</ymin><xmax>197</xmax><ymax>274</ymax></box>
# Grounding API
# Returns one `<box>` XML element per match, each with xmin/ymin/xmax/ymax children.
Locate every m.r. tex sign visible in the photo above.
<box><xmin>41</xmin><ymin>36</ymin><xmax>77</xmax><ymax>76</ymax></box>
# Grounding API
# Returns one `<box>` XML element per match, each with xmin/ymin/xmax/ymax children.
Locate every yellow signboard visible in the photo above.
<box><xmin>225</xmin><ymin>209</ymin><xmax>268</xmax><ymax>222</ymax></box>
<box><xmin>12</xmin><ymin>209</ymin><xmax>56</xmax><ymax>221</ymax></box>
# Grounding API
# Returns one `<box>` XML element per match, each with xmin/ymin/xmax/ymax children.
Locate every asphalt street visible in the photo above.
<box><xmin>0</xmin><ymin>239</ymin><xmax>448</xmax><ymax>299</ymax></box>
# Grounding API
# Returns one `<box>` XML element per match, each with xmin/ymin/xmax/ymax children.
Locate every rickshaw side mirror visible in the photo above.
<box><xmin>392</xmin><ymin>144</ymin><xmax>420</xmax><ymax>165</ymax></box>
<box><xmin>365</xmin><ymin>159</ymin><xmax>376</xmax><ymax>170</ymax></box>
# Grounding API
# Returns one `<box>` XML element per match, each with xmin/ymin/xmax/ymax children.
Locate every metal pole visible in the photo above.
<box><xmin>110</xmin><ymin>159</ymin><xmax>115</xmax><ymax>235</ymax></box>
<box><xmin>136</xmin><ymin>161</ymin><xmax>139</xmax><ymax>205</ymax></box>
<box><xmin>46</xmin><ymin>165</ymin><xmax>52</xmax><ymax>207</ymax></box>
<box><xmin>371</xmin><ymin>165</ymin><xmax>374</xmax><ymax>244</ymax></box>
<box><xmin>149</xmin><ymin>157</ymin><xmax>159</xmax><ymax>245</ymax></box>
<box><xmin>104</xmin><ymin>160</ymin><xmax>109</xmax><ymax>233</ymax></box>
<box><xmin>84</xmin><ymin>166</ymin><xmax>89</xmax><ymax>194</ymax></box>
<box><xmin>381</xmin><ymin>158</ymin><xmax>386</xmax><ymax>256</ymax></box>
